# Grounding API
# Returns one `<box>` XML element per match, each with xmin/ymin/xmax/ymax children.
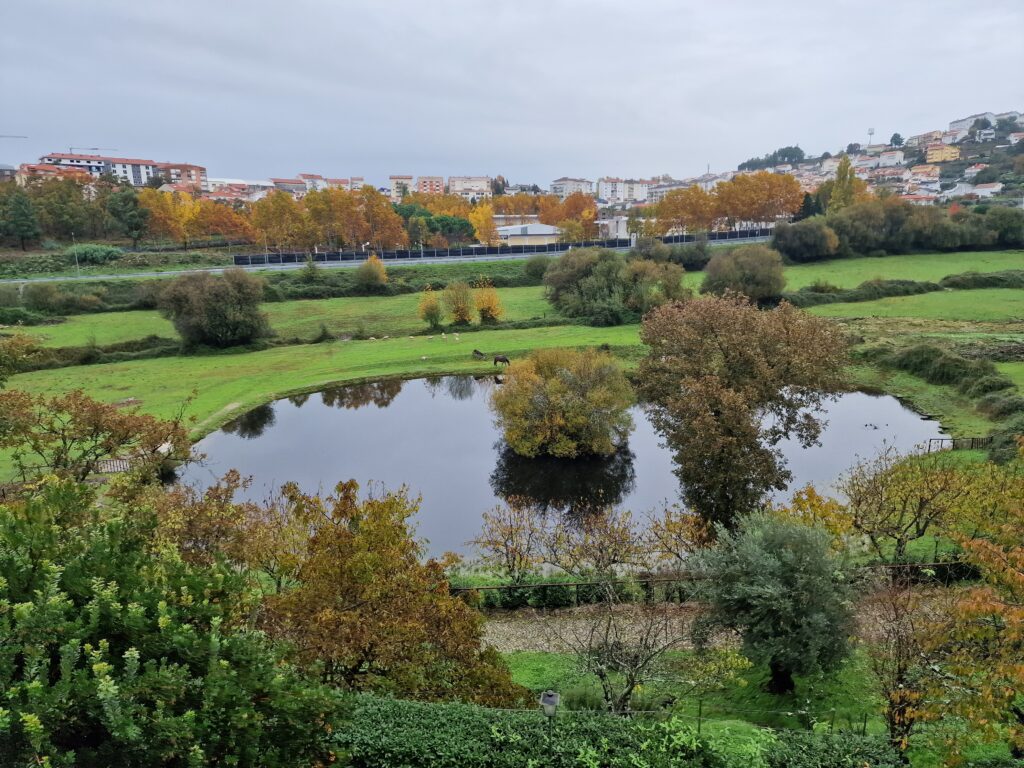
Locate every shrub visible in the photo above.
<box><xmin>418</xmin><ymin>284</ymin><xmax>444</xmax><ymax>328</ymax></box>
<box><xmin>989</xmin><ymin>413</ymin><xmax>1024</xmax><ymax>464</ymax></box>
<box><xmin>785</xmin><ymin>279</ymin><xmax>941</xmax><ymax>308</ymax></box>
<box><xmin>64</xmin><ymin>243</ymin><xmax>123</xmax><ymax>265</ymax></box>
<box><xmin>766</xmin><ymin>731</ymin><xmax>900</xmax><ymax>768</ymax></box>
<box><xmin>631</xmin><ymin>236</ymin><xmax>671</xmax><ymax>262</ymax></box>
<box><xmin>701</xmin><ymin>245</ymin><xmax>785</xmax><ymax>302</ymax></box>
<box><xmin>961</xmin><ymin>374</ymin><xmax>1014</xmax><ymax>398</ymax></box>
<box><xmin>443</xmin><ymin>281</ymin><xmax>475</xmax><ymax>325</ymax></box>
<box><xmin>0</xmin><ymin>284</ymin><xmax>19</xmax><ymax>307</ymax></box>
<box><xmin>354</xmin><ymin>253</ymin><xmax>388</xmax><ymax>290</ymax></box>
<box><xmin>158</xmin><ymin>268</ymin><xmax>269</xmax><ymax>348</ymax></box>
<box><xmin>886</xmin><ymin>344</ymin><xmax>1003</xmax><ymax>393</ymax></box>
<box><xmin>339</xmin><ymin>696</ymin><xmax>783</xmax><ymax>768</ymax></box>
<box><xmin>523</xmin><ymin>253</ymin><xmax>553</xmax><ymax>280</ymax></box>
<box><xmin>491</xmin><ymin>347</ymin><xmax>634</xmax><ymax>458</ymax></box>
<box><xmin>669</xmin><ymin>237</ymin><xmax>712</xmax><ymax>270</ymax></box>
<box><xmin>771</xmin><ymin>218</ymin><xmax>840</xmax><ymax>263</ymax></box>
<box><xmin>977</xmin><ymin>391</ymin><xmax>1024</xmax><ymax>419</ymax></box>
<box><xmin>474</xmin><ymin>279</ymin><xmax>504</xmax><ymax>323</ymax></box>
<box><xmin>0</xmin><ymin>307</ymin><xmax>47</xmax><ymax>325</ymax></box>
<box><xmin>939</xmin><ymin>270</ymin><xmax>1024</xmax><ymax>290</ymax></box>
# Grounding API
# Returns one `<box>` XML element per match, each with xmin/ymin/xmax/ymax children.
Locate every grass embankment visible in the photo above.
<box><xmin>808</xmin><ymin>288</ymin><xmax>1024</xmax><ymax>322</ymax></box>
<box><xmin>19</xmin><ymin>286</ymin><xmax>554</xmax><ymax>348</ymax></box>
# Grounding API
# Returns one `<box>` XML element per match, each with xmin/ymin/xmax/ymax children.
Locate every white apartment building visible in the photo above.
<box><xmin>448</xmin><ymin>175</ymin><xmax>492</xmax><ymax>201</ymax></box>
<box><xmin>596</xmin><ymin>177</ymin><xmax>651</xmax><ymax>204</ymax></box>
<box><xmin>647</xmin><ymin>180</ymin><xmax>690</xmax><ymax>204</ymax></box>
<box><xmin>877</xmin><ymin>150</ymin><xmax>904</xmax><ymax>168</ymax></box>
<box><xmin>37</xmin><ymin>152</ymin><xmax>208</xmax><ymax>188</ymax></box>
<box><xmin>389</xmin><ymin>175</ymin><xmax>414</xmax><ymax>202</ymax></box>
<box><xmin>550</xmin><ymin>177</ymin><xmax>593</xmax><ymax>199</ymax></box>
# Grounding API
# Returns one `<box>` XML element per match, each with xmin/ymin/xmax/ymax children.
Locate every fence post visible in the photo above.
<box><xmin>697</xmin><ymin>699</ymin><xmax>703</xmax><ymax>735</ymax></box>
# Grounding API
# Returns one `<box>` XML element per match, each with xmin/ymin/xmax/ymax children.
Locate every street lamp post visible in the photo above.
<box><xmin>539</xmin><ymin>690</ymin><xmax>560</xmax><ymax>731</ymax></box>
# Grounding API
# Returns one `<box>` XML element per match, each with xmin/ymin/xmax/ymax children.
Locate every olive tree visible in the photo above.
<box><xmin>692</xmin><ymin>513</ymin><xmax>854</xmax><ymax>694</ymax></box>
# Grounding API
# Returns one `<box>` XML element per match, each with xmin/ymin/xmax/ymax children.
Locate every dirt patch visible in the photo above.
<box><xmin>113</xmin><ymin>397</ymin><xmax>142</xmax><ymax>407</ymax></box>
<box><xmin>484</xmin><ymin>603</ymin><xmax>702</xmax><ymax>653</ymax></box>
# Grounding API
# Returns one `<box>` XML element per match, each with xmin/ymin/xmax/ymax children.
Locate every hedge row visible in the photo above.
<box><xmin>884</xmin><ymin>344</ymin><xmax>1015</xmax><ymax>398</ymax></box>
<box><xmin>783</xmin><ymin>279</ymin><xmax>942</xmax><ymax>308</ymax></box>
<box><xmin>338</xmin><ymin>696</ymin><xmax>901</xmax><ymax>768</ymax></box>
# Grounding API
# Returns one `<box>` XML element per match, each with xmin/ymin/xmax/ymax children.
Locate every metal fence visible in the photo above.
<box><xmin>926</xmin><ymin>436</ymin><xmax>993</xmax><ymax>452</ymax></box>
<box><xmin>231</xmin><ymin>227</ymin><xmax>775</xmax><ymax>267</ymax></box>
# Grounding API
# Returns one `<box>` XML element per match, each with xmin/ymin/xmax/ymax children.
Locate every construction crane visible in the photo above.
<box><xmin>68</xmin><ymin>146</ymin><xmax>118</xmax><ymax>154</ymax></box>
<box><xmin>0</xmin><ymin>135</ymin><xmax>28</xmax><ymax>139</ymax></box>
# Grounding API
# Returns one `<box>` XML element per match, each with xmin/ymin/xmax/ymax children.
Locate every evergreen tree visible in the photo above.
<box><xmin>3</xmin><ymin>188</ymin><xmax>41</xmax><ymax>250</ymax></box>
<box><xmin>889</xmin><ymin>132</ymin><xmax>904</xmax><ymax>147</ymax></box>
<box><xmin>106</xmin><ymin>186</ymin><xmax>151</xmax><ymax>247</ymax></box>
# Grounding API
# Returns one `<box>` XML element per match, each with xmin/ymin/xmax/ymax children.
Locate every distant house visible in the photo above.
<box><xmin>449</xmin><ymin>176</ymin><xmax>493</xmax><ymax>201</ymax></box>
<box><xmin>975</xmin><ymin>128</ymin><xmax>996</xmax><ymax>142</ymax></box>
<box><xmin>964</xmin><ymin>164</ymin><xmax>988</xmax><ymax>179</ymax></box>
<box><xmin>938</xmin><ymin>183</ymin><xmax>976</xmax><ymax>201</ymax></box>
<box><xmin>878</xmin><ymin>150</ymin><xmax>904</xmax><ymax>167</ymax></box>
<box><xmin>416</xmin><ymin>176</ymin><xmax>444</xmax><ymax>195</ymax></box>
<box><xmin>901</xmin><ymin>193</ymin><xmax>937</xmax><ymax>206</ymax></box>
<box><xmin>270</xmin><ymin>178</ymin><xmax>307</xmax><ymax>196</ymax></box>
<box><xmin>852</xmin><ymin>155</ymin><xmax>880</xmax><ymax>170</ymax></box>
<box><xmin>925</xmin><ymin>144</ymin><xmax>960</xmax><ymax>163</ymax></box>
<box><xmin>495</xmin><ymin>222</ymin><xmax>561</xmax><ymax>246</ymax></box>
<box><xmin>906</xmin><ymin>130</ymin><xmax>943</xmax><ymax>149</ymax></box>
<box><xmin>941</xmin><ymin>129</ymin><xmax>968</xmax><ymax>145</ymax></box>
<box><xmin>949</xmin><ymin>112</ymin><xmax>997</xmax><ymax>132</ymax></box>
<box><xmin>388</xmin><ymin>175</ymin><xmax>414</xmax><ymax>203</ymax></box>
<box><xmin>820</xmin><ymin>156</ymin><xmax>842</xmax><ymax>174</ymax></box>
<box><xmin>973</xmin><ymin>182</ymin><xmax>1004</xmax><ymax>198</ymax></box>
<box><xmin>0</xmin><ymin>163</ymin><xmax>15</xmax><ymax>182</ymax></box>
<box><xmin>1008</xmin><ymin>132</ymin><xmax>1024</xmax><ymax>146</ymax></box>
<box><xmin>550</xmin><ymin>177</ymin><xmax>593</xmax><ymax>199</ymax></box>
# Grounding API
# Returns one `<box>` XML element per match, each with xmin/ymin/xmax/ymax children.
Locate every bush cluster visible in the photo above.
<box><xmin>885</xmin><ymin>344</ymin><xmax>1014</xmax><ymax>396</ymax></box>
<box><xmin>63</xmin><ymin>243</ymin><xmax>123</xmax><ymax>265</ymax></box>
<box><xmin>784</xmin><ymin>279</ymin><xmax>942</xmax><ymax>308</ymax></box>
<box><xmin>451</xmin><ymin>573</ymin><xmax>693</xmax><ymax>611</ymax></box>
<box><xmin>339</xmin><ymin>696</ymin><xmax>900</xmax><ymax>768</ymax></box>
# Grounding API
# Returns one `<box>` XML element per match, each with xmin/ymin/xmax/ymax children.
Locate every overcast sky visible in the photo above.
<box><xmin>3</xmin><ymin>0</ymin><xmax>1023</xmax><ymax>185</ymax></box>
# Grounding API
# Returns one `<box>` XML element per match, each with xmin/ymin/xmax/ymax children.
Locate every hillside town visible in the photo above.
<box><xmin>3</xmin><ymin>109</ymin><xmax>1021</xmax><ymax>215</ymax></box>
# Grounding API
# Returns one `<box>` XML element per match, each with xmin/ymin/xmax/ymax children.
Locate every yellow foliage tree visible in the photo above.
<box><xmin>418</xmin><ymin>284</ymin><xmax>443</xmax><ymax>328</ymax></box>
<box><xmin>474</xmin><ymin>278</ymin><xmax>503</xmax><ymax>323</ymax></box>
<box><xmin>468</xmin><ymin>202</ymin><xmax>498</xmax><ymax>245</ymax></box>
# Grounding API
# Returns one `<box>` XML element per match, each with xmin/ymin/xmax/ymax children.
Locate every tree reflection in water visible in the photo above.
<box><xmin>319</xmin><ymin>379</ymin><xmax>404</xmax><ymax>409</ymax></box>
<box><xmin>221</xmin><ymin>403</ymin><xmax>276</xmax><ymax>439</ymax></box>
<box><xmin>489</xmin><ymin>442</ymin><xmax>637</xmax><ymax>517</ymax></box>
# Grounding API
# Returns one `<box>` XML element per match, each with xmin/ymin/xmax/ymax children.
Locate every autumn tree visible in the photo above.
<box><xmin>0</xmin><ymin>389</ymin><xmax>189</xmax><ymax>482</ymax></box>
<box><xmin>701</xmin><ymin>244</ymin><xmax>786</xmax><ymax>302</ymax></box>
<box><xmin>474</xmin><ymin>278</ymin><xmax>503</xmax><ymax>323</ymax></box>
<box><xmin>418</xmin><ymin>284</ymin><xmax>444</xmax><ymax>328</ymax></box>
<box><xmin>827</xmin><ymin>155</ymin><xmax>859</xmax><ymax>212</ymax></box>
<box><xmin>303</xmin><ymin>188</ymin><xmax>370</xmax><ymax>249</ymax></box>
<box><xmin>470</xmin><ymin>499</ymin><xmax>544</xmax><ymax>584</ymax></box>
<box><xmin>837</xmin><ymin>446</ymin><xmax>976</xmax><ymax>562</ymax></box>
<box><xmin>443</xmin><ymin>280</ymin><xmax>475</xmax><ymax>325</ymax></box>
<box><xmin>638</xmin><ymin>294</ymin><xmax>847</xmax><ymax>527</ymax></box>
<box><xmin>556</xmin><ymin>219</ymin><xmax>586</xmax><ymax>243</ymax></box>
<box><xmin>251</xmin><ymin>190</ymin><xmax>314</xmax><ymax>251</ymax></box>
<box><xmin>491</xmin><ymin>347</ymin><xmax>634</xmax><ymax>459</ymax></box>
<box><xmin>253</xmin><ymin>480</ymin><xmax>524</xmax><ymax>706</ymax></box>
<box><xmin>657</xmin><ymin>185</ymin><xmax>720</xmax><ymax>235</ymax></box>
<box><xmin>358</xmin><ymin>185</ymin><xmax>409</xmax><ymax>250</ymax></box>
<box><xmin>158</xmin><ymin>268</ymin><xmax>269</xmax><ymax>348</ymax></box>
<box><xmin>468</xmin><ymin>201</ymin><xmax>498</xmax><ymax>245</ymax></box>
<box><xmin>693</xmin><ymin>513</ymin><xmax>854</xmax><ymax>694</ymax></box>
<box><xmin>0</xmin><ymin>334</ymin><xmax>37</xmax><ymax>388</ymax></box>
<box><xmin>923</xmin><ymin>447</ymin><xmax>1024</xmax><ymax>757</ymax></box>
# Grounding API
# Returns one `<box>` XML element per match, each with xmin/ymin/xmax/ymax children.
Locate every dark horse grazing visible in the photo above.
<box><xmin>493</xmin><ymin>354</ymin><xmax>511</xmax><ymax>367</ymax></box>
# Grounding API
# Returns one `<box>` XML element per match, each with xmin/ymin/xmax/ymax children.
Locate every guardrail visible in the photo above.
<box><xmin>231</xmin><ymin>227</ymin><xmax>775</xmax><ymax>267</ymax></box>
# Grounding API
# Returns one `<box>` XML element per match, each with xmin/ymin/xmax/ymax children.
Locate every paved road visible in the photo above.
<box><xmin>0</xmin><ymin>237</ymin><xmax>769</xmax><ymax>284</ymax></box>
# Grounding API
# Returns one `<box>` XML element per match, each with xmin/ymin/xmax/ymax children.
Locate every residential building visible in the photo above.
<box><xmin>994</xmin><ymin>110</ymin><xmax>1021</xmax><ymax>124</ymax></box>
<box><xmin>36</xmin><ymin>151</ymin><xmax>207</xmax><ymax>188</ymax></box>
<box><xmin>938</xmin><ymin>183</ymin><xmax>977</xmax><ymax>201</ymax></box>
<box><xmin>158</xmin><ymin>163</ymin><xmax>208</xmax><ymax>191</ymax></box>
<box><xmin>596</xmin><ymin>177</ymin><xmax>651</xmax><ymax>204</ymax></box>
<box><xmin>941</xmin><ymin>129</ymin><xmax>968</xmax><ymax>145</ymax></box>
<box><xmin>925</xmin><ymin>144</ymin><xmax>960</xmax><ymax>163</ymax></box>
<box><xmin>905</xmin><ymin>130</ymin><xmax>943</xmax><ymax>149</ymax></box>
<box><xmin>901</xmin><ymin>193</ymin><xmax>937</xmax><ymax>205</ymax></box>
<box><xmin>16</xmin><ymin>162</ymin><xmax>92</xmax><ymax>185</ymax></box>
<box><xmin>416</xmin><ymin>175</ymin><xmax>444</xmax><ymax>195</ymax></box>
<box><xmin>270</xmin><ymin>178</ymin><xmax>307</xmax><ymax>195</ymax></box>
<box><xmin>863</xmin><ymin>144</ymin><xmax>889</xmax><ymax>156</ymax></box>
<box><xmin>504</xmin><ymin>183</ymin><xmax>540</xmax><ymax>195</ymax></box>
<box><xmin>298</xmin><ymin>173</ymin><xmax>328</xmax><ymax>192</ymax></box>
<box><xmin>494</xmin><ymin>213</ymin><xmax>539</xmax><ymax>227</ymax></box>
<box><xmin>647</xmin><ymin>179</ymin><xmax>690</xmax><ymax>204</ymax></box>
<box><xmin>820</xmin><ymin>156</ymin><xmax>842</xmax><ymax>174</ymax></box>
<box><xmin>878</xmin><ymin>150</ymin><xmax>904</xmax><ymax>167</ymax></box>
<box><xmin>0</xmin><ymin>164</ymin><xmax>15</xmax><ymax>182</ymax></box>
<box><xmin>974</xmin><ymin>182</ymin><xmax>1004</xmax><ymax>198</ymax></box>
<box><xmin>975</xmin><ymin>128</ymin><xmax>996</xmax><ymax>143</ymax></box>
<box><xmin>910</xmin><ymin>164</ymin><xmax>941</xmax><ymax>181</ymax></box>
<box><xmin>448</xmin><ymin>176</ymin><xmax>492</xmax><ymax>201</ymax></box>
<box><xmin>495</xmin><ymin>222</ymin><xmax>561</xmax><ymax>246</ymax></box>
<box><xmin>964</xmin><ymin>164</ymin><xmax>988</xmax><ymax>179</ymax></box>
<box><xmin>1008</xmin><ymin>132</ymin><xmax>1024</xmax><ymax>146</ymax></box>
<box><xmin>549</xmin><ymin>177</ymin><xmax>593</xmax><ymax>199</ymax></box>
<box><xmin>388</xmin><ymin>175</ymin><xmax>414</xmax><ymax>202</ymax></box>
<box><xmin>852</xmin><ymin>154</ymin><xmax>880</xmax><ymax>170</ymax></box>
<box><xmin>949</xmin><ymin>112</ymin><xmax>997</xmax><ymax>132</ymax></box>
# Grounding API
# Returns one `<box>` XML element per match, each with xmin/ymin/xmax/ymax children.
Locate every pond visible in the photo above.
<box><xmin>179</xmin><ymin>376</ymin><xmax>946</xmax><ymax>556</ymax></box>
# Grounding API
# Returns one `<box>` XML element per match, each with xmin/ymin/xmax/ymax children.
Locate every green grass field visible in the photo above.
<box><xmin>19</xmin><ymin>286</ymin><xmax>554</xmax><ymax>348</ymax></box>
<box><xmin>808</xmin><ymin>288</ymin><xmax>1024</xmax><ymax>321</ymax></box>
<box><xmin>9</xmin><ymin>324</ymin><xmax>641</xmax><ymax>434</ymax></box>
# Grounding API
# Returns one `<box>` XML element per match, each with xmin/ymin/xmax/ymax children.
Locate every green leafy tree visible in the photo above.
<box><xmin>828</xmin><ymin>155</ymin><xmax>858</xmax><ymax>212</ymax></box>
<box><xmin>3</xmin><ymin>188</ymin><xmax>41</xmax><ymax>250</ymax></box>
<box><xmin>0</xmin><ymin>478</ymin><xmax>341</xmax><ymax>767</ymax></box>
<box><xmin>701</xmin><ymin>244</ymin><xmax>785</xmax><ymax>302</ymax></box>
<box><xmin>106</xmin><ymin>187</ymin><xmax>151</xmax><ymax>247</ymax></box>
<box><xmin>693</xmin><ymin>513</ymin><xmax>854</xmax><ymax>694</ymax></box>
<box><xmin>490</xmin><ymin>347</ymin><xmax>634</xmax><ymax>458</ymax></box>
<box><xmin>889</xmin><ymin>132</ymin><xmax>904</xmax><ymax>147</ymax></box>
<box><xmin>771</xmin><ymin>218</ymin><xmax>839</xmax><ymax>263</ymax></box>
<box><xmin>158</xmin><ymin>268</ymin><xmax>269</xmax><ymax>348</ymax></box>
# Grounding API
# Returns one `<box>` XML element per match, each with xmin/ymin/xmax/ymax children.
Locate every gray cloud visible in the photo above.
<box><xmin>2</xmin><ymin>0</ymin><xmax>1022</xmax><ymax>184</ymax></box>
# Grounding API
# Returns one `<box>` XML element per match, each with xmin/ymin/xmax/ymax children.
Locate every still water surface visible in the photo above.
<box><xmin>180</xmin><ymin>376</ymin><xmax>945</xmax><ymax>556</ymax></box>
